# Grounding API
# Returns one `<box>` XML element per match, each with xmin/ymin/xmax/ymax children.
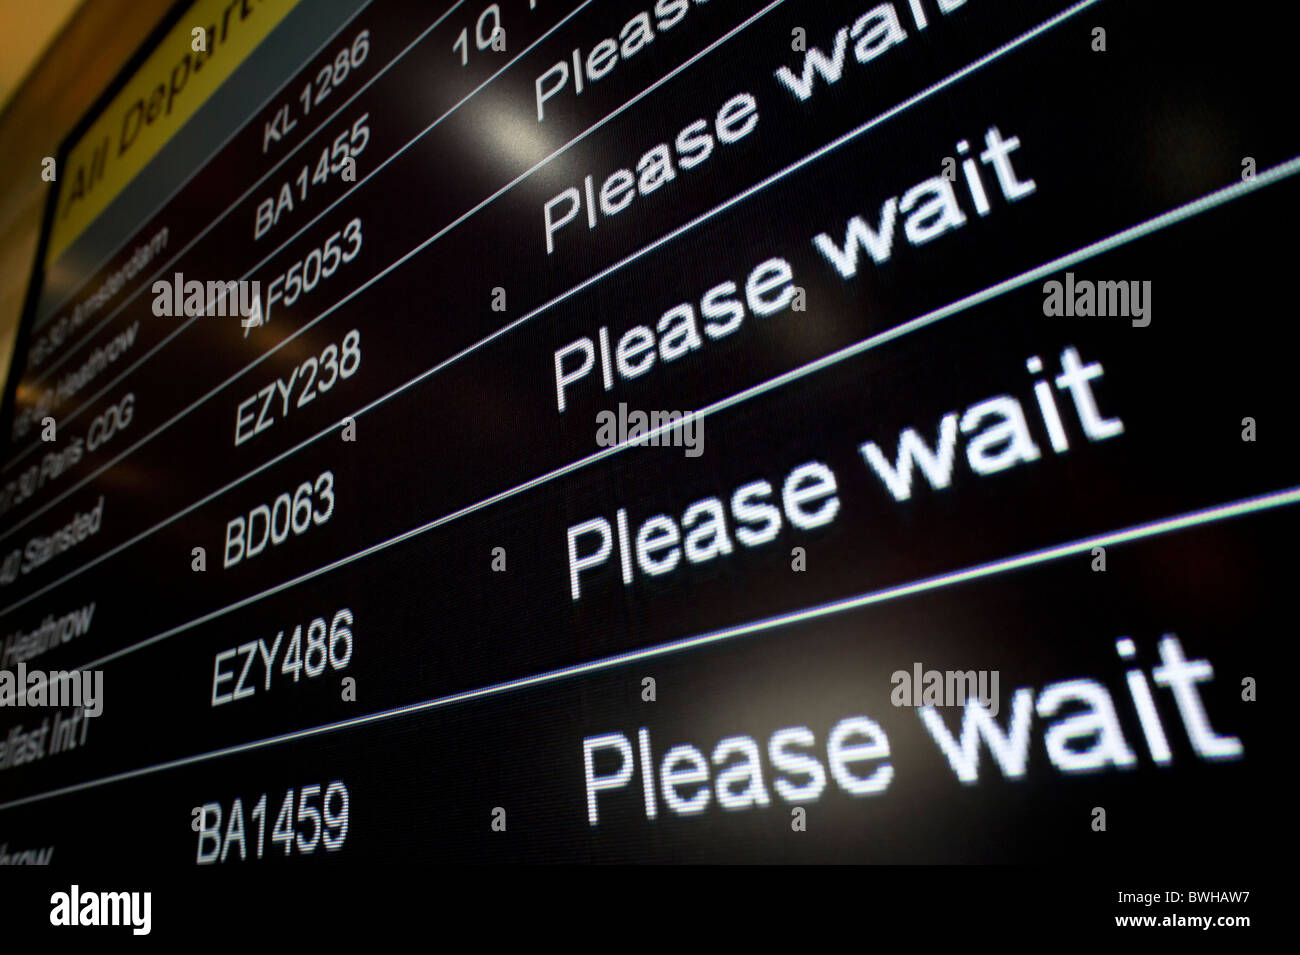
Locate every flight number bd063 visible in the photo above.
<box><xmin>235</xmin><ymin>330</ymin><xmax>360</xmax><ymax>446</ymax></box>
<box><xmin>224</xmin><ymin>471</ymin><xmax>335</xmax><ymax>569</ymax></box>
<box><xmin>211</xmin><ymin>608</ymin><xmax>353</xmax><ymax>707</ymax></box>
<box><xmin>195</xmin><ymin>781</ymin><xmax>350</xmax><ymax>864</ymax></box>
<box><xmin>263</xmin><ymin>218</ymin><xmax>361</xmax><ymax>323</ymax></box>
<box><xmin>262</xmin><ymin>29</ymin><xmax>370</xmax><ymax>154</ymax></box>
<box><xmin>255</xmin><ymin>115</ymin><xmax>369</xmax><ymax>240</ymax></box>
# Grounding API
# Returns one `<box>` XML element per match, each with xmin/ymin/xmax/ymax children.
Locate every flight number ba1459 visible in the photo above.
<box><xmin>195</xmin><ymin>780</ymin><xmax>350</xmax><ymax>864</ymax></box>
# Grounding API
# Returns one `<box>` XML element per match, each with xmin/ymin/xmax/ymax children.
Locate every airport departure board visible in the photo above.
<box><xmin>0</xmin><ymin>0</ymin><xmax>1292</xmax><ymax>895</ymax></box>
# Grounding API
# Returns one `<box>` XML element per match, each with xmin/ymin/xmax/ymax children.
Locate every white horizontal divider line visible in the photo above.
<box><xmin>1</xmin><ymin>0</ymin><xmax>782</xmax><ymax>486</ymax></box>
<box><xmin>7</xmin><ymin>0</ymin><xmax>596</xmax><ymax>481</ymax></box>
<box><xmin>0</xmin><ymin>0</ymin><xmax>1093</xmax><ymax>556</ymax></box>
<box><xmin>28</xmin><ymin>0</ymin><xmax>465</xmax><ymax>387</ymax></box>
<box><xmin>39</xmin><ymin>149</ymin><xmax>1298</xmax><ymax>667</ymax></box>
<box><xmin>1</xmin><ymin>483</ymin><xmax>1294</xmax><ymax>815</ymax></box>
<box><xmin>8</xmin><ymin>0</ymin><xmax>595</xmax><ymax>484</ymax></box>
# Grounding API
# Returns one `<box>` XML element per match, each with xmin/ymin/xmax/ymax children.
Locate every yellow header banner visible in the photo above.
<box><xmin>47</xmin><ymin>0</ymin><xmax>300</xmax><ymax>267</ymax></box>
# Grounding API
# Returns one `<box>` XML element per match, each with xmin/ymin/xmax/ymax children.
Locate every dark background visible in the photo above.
<box><xmin>0</xmin><ymin>0</ymin><xmax>1290</xmax><ymax>865</ymax></box>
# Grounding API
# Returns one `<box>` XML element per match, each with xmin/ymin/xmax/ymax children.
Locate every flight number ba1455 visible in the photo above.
<box><xmin>255</xmin><ymin>116</ymin><xmax>369</xmax><ymax>240</ymax></box>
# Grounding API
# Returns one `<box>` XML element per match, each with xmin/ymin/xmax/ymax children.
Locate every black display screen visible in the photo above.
<box><xmin>0</xmin><ymin>0</ymin><xmax>1290</xmax><ymax>895</ymax></box>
